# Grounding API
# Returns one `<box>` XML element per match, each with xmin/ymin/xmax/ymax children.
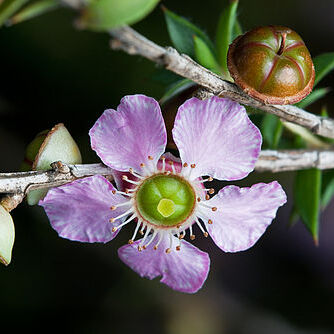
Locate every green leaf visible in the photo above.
<box><xmin>193</xmin><ymin>35</ymin><xmax>221</xmax><ymax>73</ymax></box>
<box><xmin>261</xmin><ymin>114</ymin><xmax>283</xmax><ymax>148</ymax></box>
<box><xmin>294</xmin><ymin>169</ymin><xmax>321</xmax><ymax>244</ymax></box>
<box><xmin>232</xmin><ymin>18</ymin><xmax>242</xmax><ymax>40</ymax></box>
<box><xmin>8</xmin><ymin>0</ymin><xmax>59</xmax><ymax>25</ymax></box>
<box><xmin>80</xmin><ymin>0</ymin><xmax>160</xmax><ymax>31</ymax></box>
<box><xmin>215</xmin><ymin>0</ymin><xmax>238</xmax><ymax>77</ymax></box>
<box><xmin>296</xmin><ymin>87</ymin><xmax>330</xmax><ymax>109</ymax></box>
<box><xmin>0</xmin><ymin>0</ymin><xmax>29</xmax><ymax>26</ymax></box>
<box><xmin>321</xmin><ymin>170</ymin><xmax>334</xmax><ymax>209</ymax></box>
<box><xmin>163</xmin><ymin>7</ymin><xmax>214</xmax><ymax>58</ymax></box>
<box><xmin>160</xmin><ymin>79</ymin><xmax>194</xmax><ymax>105</ymax></box>
<box><xmin>313</xmin><ymin>52</ymin><xmax>334</xmax><ymax>86</ymax></box>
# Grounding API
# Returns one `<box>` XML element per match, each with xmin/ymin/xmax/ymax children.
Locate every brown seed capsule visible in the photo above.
<box><xmin>227</xmin><ymin>26</ymin><xmax>315</xmax><ymax>105</ymax></box>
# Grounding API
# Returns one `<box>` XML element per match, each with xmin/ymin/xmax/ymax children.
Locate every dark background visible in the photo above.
<box><xmin>1</xmin><ymin>0</ymin><xmax>334</xmax><ymax>333</ymax></box>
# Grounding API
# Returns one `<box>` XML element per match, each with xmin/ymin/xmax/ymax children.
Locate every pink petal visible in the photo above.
<box><xmin>39</xmin><ymin>175</ymin><xmax>130</xmax><ymax>243</ymax></box>
<box><xmin>172</xmin><ymin>96</ymin><xmax>262</xmax><ymax>180</ymax></box>
<box><xmin>118</xmin><ymin>235</ymin><xmax>210</xmax><ymax>293</ymax></box>
<box><xmin>89</xmin><ymin>95</ymin><xmax>167</xmax><ymax>173</ymax></box>
<box><xmin>199</xmin><ymin>182</ymin><xmax>286</xmax><ymax>252</ymax></box>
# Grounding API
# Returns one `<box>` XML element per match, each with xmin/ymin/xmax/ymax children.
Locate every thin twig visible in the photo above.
<box><xmin>109</xmin><ymin>26</ymin><xmax>334</xmax><ymax>139</ymax></box>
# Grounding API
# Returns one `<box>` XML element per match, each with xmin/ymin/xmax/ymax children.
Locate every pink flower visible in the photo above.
<box><xmin>40</xmin><ymin>95</ymin><xmax>286</xmax><ymax>293</ymax></box>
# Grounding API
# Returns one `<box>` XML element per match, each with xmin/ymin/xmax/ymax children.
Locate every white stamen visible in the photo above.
<box><xmin>122</xmin><ymin>176</ymin><xmax>140</xmax><ymax>186</ymax></box>
<box><xmin>161</xmin><ymin>156</ymin><xmax>166</xmax><ymax>173</ymax></box>
<box><xmin>165</xmin><ymin>232</ymin><xmax>173</xmax><ymax>253</ymax></box>
<box><xmin>143</xmin><ymin>230</ymin><xmax>158</xmax><ymax>249</ymax></box>
<box><xmin>109</xmin><ymin>208</ymin><xmax>134</xmax><ymax>223</ymax></box>
<box><xmin>110</xmin><ymin>200</ymin><xmax>132</xmax><ymax>210</ymax></box>
<box><xmin>195</xmin><ymin>218</ymin><xmax>208</xmax><ymax>237</ymax></box>
<box><xmin>129</xmin><ymin>168</ymin><xmax>144</xmax><ymax>179</ymax></box>
<box><xmin>189</xmin><ymin>224</ymin><xmax>195</xmax><ymax>240</ymax></box>
<box><xmin>113</xmin><ymin>213</ymin><xmax>136</xmax><ymax>230</ymax></box>
<box><xmin>113</xmin><ymin>190</ymin><xmax>134</xmax><ymax>197</ymax></box>
<box><xmin>129</xmin><ymin>221</ymin><xmax>141</xmax><ymax>243</ymax></box>
<box><xmin>154</xmin><ymin>232</ymin><xmax>164</xmax><ymax>250</ymax></box>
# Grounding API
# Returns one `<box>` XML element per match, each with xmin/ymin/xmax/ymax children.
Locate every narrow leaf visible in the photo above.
<box><xmin>163</xmin><ymin>7</ymin><xmax>214</xmax><ymax>58</ymax></box>
<box><xmin>215</xmin><ymin>0</ymin><xmax>238</xmax><ymax>76</ymax></box>
<box><xmin>313</xmin><ymin>52</ymin><xmax>334</xmax><ymax>86</ymax></box>
<box><xmin>261</xmin><ymin>114</ymin><xmax>283</xmax><ymax>149</ymax></box>
<box><xmin>80</xmin><ymin>0</ymin><xmax>160</xmax><ymax>31</ymax></box>
<box><xmin>159</xmin><ymin>79</ymin><xmax>194</xmax><ymax>105</ymax></box>
<box><xmin>0</xmin><ymin>0</ymin><xmax>29</xmax><ymax>26</ymax></box>
<box><xmin>193</xmin><ymin>35</ymin><xmax>221</xmax><ymax>73</ymax></box>
<box><xmin>294</xmin><ymin>169</ymin><xmax>321</xmax><ymax>244</ymax></box>
<box><xmin>321</xmin><ymin>170</ymin><xmax>334</xmax><ymax>209</ymax></box>
<box><xmin>296</xmin><ymin>87</ymin><xmax>330</xmax><ymax>109</ymax></box>
<box><xmin>232</xmin><ymin>18</ymin><xmax>242</xmax><ymax>39</ymax></box>
<box><xmin>8</xmin><ymin>0</ymin><xmax>59</xmax><ymax>25</ymax></box>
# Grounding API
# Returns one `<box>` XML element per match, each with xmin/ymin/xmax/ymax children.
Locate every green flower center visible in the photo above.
<box><xmin>135</xmin><ymin>174</ymin><xmax>196</xmax><ymax>227</ymax></box>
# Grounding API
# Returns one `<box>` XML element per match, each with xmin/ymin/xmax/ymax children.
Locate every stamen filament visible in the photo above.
<box><xmin>129</xmin><ymin>221</ymin><xmax>141</xmax><ymax>243</ymax></box>
<box><xmin>109</xmin><ymin>208</ymin><xmax>133</xmax><ymax>223</ymax></box>
<box><xmin>112</xmin><ymin>213</ymin><xmax>136</xmax><ymax>231</ymax></box>
<box><xmin>154</xmin><ymin>232</ymin><xmax>163</xmax><ymax>250</ymax></box>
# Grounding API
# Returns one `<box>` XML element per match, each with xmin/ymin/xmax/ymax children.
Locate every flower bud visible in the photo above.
<box><xmin>22</xmin><ymin>123</ymin><xmax>82</xmax><ymax>205</ymax></box>
<box><xmin>0</xmin><ymin>205</ymin><xmax>15</xmax><ymax>266</ymax></box>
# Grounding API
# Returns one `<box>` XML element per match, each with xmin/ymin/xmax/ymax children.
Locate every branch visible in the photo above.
<box><xmin>109</xmin><ymin>26</ymin><xmax>334</xmax><ymax>139</ymax></box>
<box><xmin>1</xmin><ymin>150</ymin><xmax>334</xmax><ymax>197</ymax></box>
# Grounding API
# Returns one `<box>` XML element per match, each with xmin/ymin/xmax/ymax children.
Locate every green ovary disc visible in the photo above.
<box><xmin>136</xmin><ymin>174</ymin><xmax>196</xmax><ymax>227</ymax></box>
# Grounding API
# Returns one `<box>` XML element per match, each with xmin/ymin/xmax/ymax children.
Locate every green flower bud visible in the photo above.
<box><xmin>0</xmin><ymin>205</ymin><xmax>15</xmax><ymax>266</ymax></box>
<box><xmin>22</xmin><ymin>123</ymin><xmax>82</xmax><ymax>205</ymax></box>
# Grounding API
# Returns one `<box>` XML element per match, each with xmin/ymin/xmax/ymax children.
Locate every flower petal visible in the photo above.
<box><xmin>172</xmin><ymin>96</ymin><xmax>262</xmax><ymax>180</ymax></box>
<box><xmin>89</xmin><ymin>95</ymin><xmax>167</xmax><ymax>173</ymax></box>
<box><xmin>198</xmin><ymin>182</ymin><xmax>286</xmax><ymax>252</ymax></box>
<box><xmin>39</xmin><ymin>175</ymin><xmax>130</xmax><ymax>243</ymax></box>
<box><xmin>118</xmin><ymin>234</ymin><xmax>210</xmax><ymax>293</ymax></box>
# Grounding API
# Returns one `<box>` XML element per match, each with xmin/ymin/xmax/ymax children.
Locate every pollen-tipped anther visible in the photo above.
<box><xmin>197</xmin><ymin>197</ymin><xmax>201</xmax><ymax>202</ymax></box>
<box><xmin>112</xmin><ymin>227</ymin><xmax>117</xmax><ymax>232</ymax></box>
<box><xmin>165</xmin><ymin>248</ymin><xmax>171</xmax><ymax>254</ymax></box>
<box><xmin>176</xmin><ymin>246</ymin><xmax>181</xmax><ymax>251</ymax></box>
<box><xmin>153</xmin><ymin>245</ymin><xmax>158</xmax><ymax>250</ymax></box>
<box><xmin>208</xmin><ymin>219</ymin><xmax>213</xmax><ymax>224</ymax></box>
<box><xmin>208</xmin><ymin>177</ymin><xmax>213</xmax><ymax>182</ymax></box>
<box><xmin>109</xmin><ymin>218</ymin><xmax>115</xmax><ymax>223</ymax></box>
<box><xmin>110</xmin><ymin>206</ymin><xmax>116</xmax><ymax>210</ymax></box>
<box><xmin>203</xmin><ymin>232</ymin><xmax>208</xmax><ymax>238</ymax></box>
<box><xmin>190</xmin><ymin>164</ymin><xmax>196</xmax><ymax>168</ymax></box>
<box><xmin>205</xmin><ymin>194</ymin><xmax>210</xmax><ymax>200</ymax></box>
<box><xmin>212</xmin><ymin>207</ymin><xmax>217</xmax><ymax>212</ymax></box>
<box><xmin>128</xmin><ymin>239</ymin><xmax>134</xmax><ymax>244</ymax></box>
<box><xmin>183</xmin><ymin>162</ymin><xmax>188</xmax><ymax>167</ymax></box>
<box><xmin>140</xmin><ymin>163</ymin><xmax>145</xmax><ymax>168</ymax></box>
<box><xmin>122</xmin><ymin>175</ymin><xmax>128</xmax><ymax>180</ymax></box>
<box><xmin>112</xmin><ymin>190</ymin><xmax>116</xmax><ymax>194</ymax></box>
<box><xmin>138</xmin><ymin>246</ymin><xmax>143</xmax><ymax>252</ymax></box>
<box><xmin>148</xmin><ymin>155</ymin><xmax>153</xmax><ymax>160</ymax></box>
<box><xmin>208</xmin><ymin>188</ymin><xmax>215</xmax><ymax>194</ymax></box>
<box><xmin>190</xmin><ymin>235</ymin><xmax>196</xmax><ymax>240</ymax></box>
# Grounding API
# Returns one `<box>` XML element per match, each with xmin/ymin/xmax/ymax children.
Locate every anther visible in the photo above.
<box><xmin>109</xmin><ymin>218</ymin><xmax>115</xmax><ymax>223</ymax></box>
<box><xmin>197</xmin><ymin>197</ymin><xmax>201</xmax><ymax>202</ymax></box>
<box><xmin>203</xmin><ymin>232</ymin><xmax>208</xmax><ymax>238</ymax></box>
<box><xmin>142</xmin><ymin>245</ymin><xmax>147</xmax><ymax>250</ymax></box>
<box><xmin>205</xmin><ymin>194</ymin><xmax>210</xmax><ymax>200</ymax></box>
<box><xmin>112</xmin><ymin>227</ymin><xmax>117</xmax><ymax>232</ymax></box>
<box><xmin>140</xmin><ymin>163</ymin><xmax>145</xmax><ymax>168</ymax></box>
<box><xmin>148</xmin><ymin>155</ymin><xmax>153</xmax><ymax>160</ymax></box>
<box><xmin>208</xmin><ymin>219</ymin><xmax>213</xmax><ymax>224</ymax></box>
<box><xmin>122</xmin><ymin>175</ymin><xmax>128</xmax><ymax>180</ymax></box>
<box><xmin>110</xmin><ymin>206</ymin><xmax>116</xmax><ymax>211</ymax></box>
<box><xmin>138</xmin><ymin>246</ymin><xmax>143</xmax><ymax>252</ymax></box>
<box><xmin>190</xmin><ymin>235</ymin><xmax>196</xmax><ymax>240</ymax></box>
<box><xmin>190</xmin><ymin>164</ymin><xmax>196</xmax><ymax>168</ymax></box>
<box><xmin>128</xmin><ymin>240</ymin><xmax>134</xmax><ymax>244</ymax></box>
<box><xmin>183</xmin><ymin>162</ymin><xmax>188</xmax><ymax>167</ymax></box>
<box><xmin>176</xmin><ymin>246</ymin><xmax>181</xmax><ymax>251</ymax></box>
<box><xmin>139</xmin><ymin>230</ymin><xmax>144</xmax><ymax>235</ymax></box>
<box><xmin>168</xmin><ymin>160</ymin><xmax>173</xmax><ymax>165</ymax></box>
<box><xmin>153</xmin><ymin>245</ymin><xmax>158</xmax><ymax>250</ymax></box>
<box><xmin>212</xmin><ymin>207</ymin><xmax>217</xmax><ymax>212</ymax></box>
<box><xmin>165</xmin><ymin>248</ymin><xmax>171</xmax><ymax>254</ymax></box>
<box><xmin>208</xmin><ymin>188</ymin><xmax>215</xmax><ymax>194</ymax></box>
<box><xmin>112</xmin><ymin>190</ymin><xmax>116</xmax><ymax>194</ymax></box>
